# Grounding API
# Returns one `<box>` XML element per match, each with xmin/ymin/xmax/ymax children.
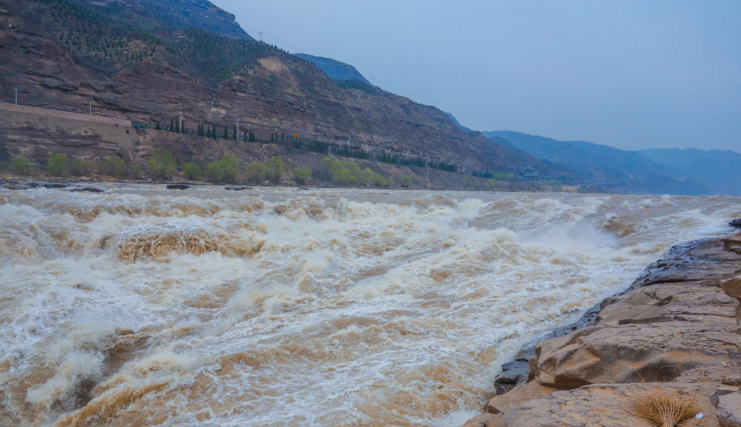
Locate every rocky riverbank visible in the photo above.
<box><xmin>461</xmin><ymin>224</ymin><xmax>741</xmax><ymax>427</ymax></box>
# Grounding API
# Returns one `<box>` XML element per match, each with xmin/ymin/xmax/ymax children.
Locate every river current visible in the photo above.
<box><xmin>0</xmin><ymin>186</ymin><xmax>738</xmax><ymax>426</ymax></box>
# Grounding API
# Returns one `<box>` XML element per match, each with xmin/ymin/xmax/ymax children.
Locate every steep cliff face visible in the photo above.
<box><xmin>0</xmin><ymin>0</ymin><xmax>525</xmax><ymax>174</ymax></box>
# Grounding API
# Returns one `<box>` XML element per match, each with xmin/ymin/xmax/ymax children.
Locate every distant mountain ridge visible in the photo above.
<box><xmin>482</xmin><ymin>131</ymin><xmax>713</xmax><ymax>195</ymax></box>
<box><xmin>639</xmin><ymin>148</ymin><xmax>741</xmax><ymax>196</ymax></box>
<box><xmin>294</xmin><ymin>54</ymin><xmax>371</xmax><ymax>85</ymax></box>
<box><xmin>444</xmin><ymin>113</ymin><xmax>575</xmax><ymax>180</ymax></box>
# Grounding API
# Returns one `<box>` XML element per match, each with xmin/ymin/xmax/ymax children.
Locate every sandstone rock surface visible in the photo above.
<box><xmin>723</xmin><ymin>233</ymin><xmax>741</xmax><ymax>253</ymax></box>
<box><xmin>717</xmin><ymin>392</ymin><xmax>741</xmax><ymax>427</ymax></box>
<box><xmin>494</xmin><ymin>383</ymin><xmax>718</xmax><ymax>427</ymax></box>
<box><xmin>461</xmin><ymin>236</ymin><xmax>741</xmax><ymax>427</ymax></box>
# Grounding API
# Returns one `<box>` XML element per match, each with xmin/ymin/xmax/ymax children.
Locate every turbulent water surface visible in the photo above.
<box><xmin>0</xmin><ymin>186</ymin><xmax>738</xmax><ymax>426</ymax></box>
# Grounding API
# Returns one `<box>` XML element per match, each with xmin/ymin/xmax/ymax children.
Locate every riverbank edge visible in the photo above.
<box><xmin>459</xmin><ymin>227</ymin><xmax>741</xmax><ymax>427</ymax></box>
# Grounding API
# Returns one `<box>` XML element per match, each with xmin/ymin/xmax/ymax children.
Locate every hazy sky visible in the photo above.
<box><xmin>212</xmin><ymin>0</ymin><xmax>741</xmax><ymax>151</ymax></box>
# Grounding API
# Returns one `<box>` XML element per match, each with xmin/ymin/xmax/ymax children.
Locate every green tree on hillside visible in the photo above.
<box><xmin>245</xmin><ymin>161</ymin><xmax>266</xmax><ymax>182</ymax></box>
<box><xmin>264</xmin><ymin>156</ymin><xmax>284</xmax><ymax>182</ymax></box>
<box><xmin>182</xmin><ymin>162</ymin><xmax>202</xmax><ymax>180</ymax></box>
<box><xmin>292</xmin><ymin>166</ymin><xmax>311</xmax><ymax>184</ymax></box>
<box><xmin>47</xmin><ymin>153</ymin><xmax>69</xmax><ymax>175</ymax></box>
<box><xmin>10</xmin><ymin>155</ymin><xmax>30</xmax><ymax>174</ymax></box>
<box><xmin>69</xmin><ymin>159</ymin><xmax>91</xmax><ymax>177</ymax></box>
<box><xmin>360</xmin><ymin>168</ymin><xmax>375</xmax><ymax>185</ymax></box>
<box><xmin>102</xmin><ymin>156</ymin><xmax>126</xmax><ymax>177</ymax></box>
<box><xmin>148</xmin><ymin>149</ymin><xmax>177</xmax><ymax>179</ymax></box>
<box><xmin>204</xmin><ymin>154</ymin><xmax>240</xmax><ymax>183</ymax></box>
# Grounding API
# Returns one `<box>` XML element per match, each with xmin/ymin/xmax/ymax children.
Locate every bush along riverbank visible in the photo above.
<box><xmin>461</xmin><ymin>221</ymin><xmax>741</xmax><ymax>427</ymax></box>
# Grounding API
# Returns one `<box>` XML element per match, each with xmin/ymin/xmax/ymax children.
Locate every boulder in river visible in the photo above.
<box><xmin>166</xmin><ymin>184</ymin><xmax>191</xmax><ymax>190</ymax></box>
<box><xmin>730</xmin><ymin>219</ymin><xmax>741</xmax><ymax>229</ymax></box>
<box><xmin>225</xmin><ymin>186</ymin><xmax>251</xmax><ymax>191</ymax></box>
<box><xmin>68</xmin><ymin>187</ymin><xmax>105</xmax><ymax>193</ymax></box>
<box><xmin>42</xmin><ymin>183</ymin><xmax>68</xmax><ymax>189</ymax></box>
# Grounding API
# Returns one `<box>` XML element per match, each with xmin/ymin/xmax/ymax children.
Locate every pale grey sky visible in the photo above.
<box><xmin>212</xmin><ymin>0</ymin><xmax>741</xmax><ymax>151</ymax></box>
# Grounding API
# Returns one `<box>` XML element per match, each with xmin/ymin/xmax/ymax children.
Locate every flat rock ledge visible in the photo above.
<box><xmin>461</xmin><ymin>234</ymin><xmax>741</xmax><ymax>427</ymax></box>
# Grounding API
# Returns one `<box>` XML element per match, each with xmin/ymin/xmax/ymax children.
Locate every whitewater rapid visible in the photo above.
<box><xmin>0</xmin><ymin>186</ymin><xmax>738</xmax><ymax>426</ymax></box>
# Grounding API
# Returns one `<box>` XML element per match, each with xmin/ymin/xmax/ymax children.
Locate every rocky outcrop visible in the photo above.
<box><xmin>722</xmin><ymin>276</ymin><xmax>741</xmax><ymax>325</ymax></box>
<box><xmin>717</xmin><ymin>392</ymin><xmax>741</xmax><ymax>426</ymax></box>
<box><xmin>461</xmin><ymin>234</ymin><xmax>741</xmax><ymax>427</ymax></box>
<box><xmin>723</xmin><ymin>233</ymin><xmax>741</xmax><ymax>254</ymax></box>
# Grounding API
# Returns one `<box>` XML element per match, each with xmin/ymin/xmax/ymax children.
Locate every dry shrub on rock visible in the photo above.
<box><xmin>629</xmin><ymin>389</ymin><xmax>699</xmax><ymax>427</ymax></box>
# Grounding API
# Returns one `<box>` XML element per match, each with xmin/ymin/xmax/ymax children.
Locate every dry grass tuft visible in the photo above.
<box><xmin>629</xmin><ymin>389</ymin><xmax>699</xmax><ymax>427</ymax></box>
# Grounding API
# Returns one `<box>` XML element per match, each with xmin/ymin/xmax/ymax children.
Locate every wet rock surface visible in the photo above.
<box><xmin>225</xmin><ymin>186</ymin><xmax>252</xmax><ymax>191</ymax></box>
<box><xmin>68</xmin><ymin>186</ymin><xmax>105</xmax><ymax>193</ymax></box>
<box><xmin>461</xmin><ymin>236</ymin><xmax>741</xmax><ymax>427</ymax></box>
<box><xmin>166</xmin><ymin>184</ymin><xmax>191</xmax><ymax>190</ymax></box>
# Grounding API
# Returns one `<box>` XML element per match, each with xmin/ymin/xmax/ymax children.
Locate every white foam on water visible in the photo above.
<box><xmin>0</xmin><ymin>189</ymin><xmax>738</xmax><ymax>426</ymax></box>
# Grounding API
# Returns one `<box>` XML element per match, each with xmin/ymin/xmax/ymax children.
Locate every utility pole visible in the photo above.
<box><xmin>14</xmin><ymin>85</ymin><xmax>19</xmax><ymax>105</ymax></box>
<box><xmin>89</xmin><ymin>98</ymin><xmax>93</xmax><ymax>115</ymax></box>
<box><xmin>235</xmin><ymin>118</ymin><xmax>240</xmax><ymax>141</ymax></box>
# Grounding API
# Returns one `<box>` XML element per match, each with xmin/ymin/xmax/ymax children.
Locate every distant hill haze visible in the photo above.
<box><xmin>294</xmin><ymin>54</ymin><xmax>371</xmax><ymax>85</ymax></box>
<box><xmin>482</xmin><ymin>131</ymin><xmax>733</xmax><ymax>195</ymax></box>
<box><xmin>445</xmin><ymin>113</ymin><xmax>575</xmax><ymax>181</ymax></box>
<box><xmin>639</xmin><ymin>148</ymin><xmax>741</xmax><ymax>196</ymax></box>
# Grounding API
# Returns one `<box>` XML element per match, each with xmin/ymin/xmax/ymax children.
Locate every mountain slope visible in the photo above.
<box><xmin>443</xmin><ymin>112</ymin><xmax>474</xmax><ymax>134</ymax></box>
<box><xmin>639</xmin><ymin>148</ymin><xmax>741</xmax><ymax>196</ymax></box>
<box><xmin>0</xmin><ymin>0</ymin><xmax>541</xmax><ymax>178</ymax></box>
<box><xmin>294</xmin><ymin>54</ymin><xmax>371</xmax><ymax>84</ymax></box>
<box><xmin>483</xmin><ymin>131</ymin><xmax>710</xmax><ymax>195</ymax></box>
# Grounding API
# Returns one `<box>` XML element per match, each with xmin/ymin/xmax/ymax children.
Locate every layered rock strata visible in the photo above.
<box><xmin>462</xmin><ymin>228</ymin><xmax>741</xmax><ymax>427</ymax></box>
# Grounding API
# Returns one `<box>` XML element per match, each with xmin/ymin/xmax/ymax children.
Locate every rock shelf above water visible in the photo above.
<box><xmin>461</xmin><ymin>235</ymin><xmax>741</xmax><ymax>427</ymax></box>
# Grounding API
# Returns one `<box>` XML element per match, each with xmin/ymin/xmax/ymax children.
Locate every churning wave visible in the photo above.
<box><xmin>0</xmin><ymin>187</ymin><xmax>737</xmax><ymax>426</ymax></box>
